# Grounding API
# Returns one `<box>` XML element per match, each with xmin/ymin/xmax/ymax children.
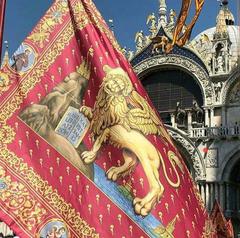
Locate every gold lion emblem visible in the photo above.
<box><xmin>80</xmin><ymin>66</ymin><xmax>184</xmax><ymax>216</ymax></box>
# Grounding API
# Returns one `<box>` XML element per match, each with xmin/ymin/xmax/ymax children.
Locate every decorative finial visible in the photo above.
<box><xmin>222</xmin><ymin>0</ymin><xmax>228</xmax><ymax>5</ymax></box>
<box><xmin>218</xmin><ymin>0</ymin><xmax>228</xmax><ymax>6</ymax></box>
<box><xmin>108</xmin><ymin>19</ymin><xmax>114</xmax><ymax>34</ymax></box>
<box><xmin>135</xmin><ymin>30</ymin><xmax>145</xmax><ymax>52</ymax></box>
<box><xmin>159</xmin><ymin>0</ymin><xmax>167</xmax><ymax>25</ymax></box>
<box><xmin>4</xmin><ymin>40</ymin><xmax>8</xmax><ymax>49</ymax></box>
<box><xmin>1</xmin><ymin>41</ymin><xmax>9</xmax><ymax>68</ymax></box>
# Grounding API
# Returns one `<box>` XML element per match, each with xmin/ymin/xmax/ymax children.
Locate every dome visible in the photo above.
<box><xmin>187</xmin><ymin>0</ymin><xmax>239</xmax><ymax>74</ymax></box>
<box><xmin>189</xmin><ymin>25</ymin><xmax>239</xmax><ymax>74</ymax></box>
<box><xmin>192</xmin><ymin>25</ymin><xmax>239</xmax><ymax>58</ymax></box>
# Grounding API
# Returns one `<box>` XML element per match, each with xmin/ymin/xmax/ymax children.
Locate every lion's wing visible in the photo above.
<box><xmin>127</xmin><ymin>91</ymin><xmax>174</xmax><ymax>145</ymax></box>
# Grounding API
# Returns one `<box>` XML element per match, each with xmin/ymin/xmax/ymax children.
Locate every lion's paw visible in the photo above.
<box><xmin>81</xmin><ymin>150</ymin><xmax>97</xmax><ymax>164</ymax></box>
<box><xmin>133</xmin><ymin>188</ymin><xmax>164</xmax><ymax>216</ymax></box>
<box><xmin>80</xmin><ymin>106</ymin><xmax>92</xmax><ymax>119</ymax></box>
<box><xmin>106</xmin><ymin>167</ymin><xmax>121</xmax><ymax>181</ymax></box>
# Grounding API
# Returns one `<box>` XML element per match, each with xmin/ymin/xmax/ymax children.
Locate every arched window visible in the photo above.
<box><xmin>230</xmin><ymin>160</ymin><xmax>240</xmax><ymax>183</ymax></box>
<box><xmin>142</xmin><ymin>68</ymin><xmax>204</xmax><ymax>124</ymax></box>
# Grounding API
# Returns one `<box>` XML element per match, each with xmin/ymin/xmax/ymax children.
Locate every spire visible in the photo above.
<box><xmin>215</xmin><ymin>6</ymin><xmax>228</xmax><ymax>38</ymax></box>
<box><xmin>212</xmin><ymin>1</ymin><xmax>233</xmax><ymax>75</ymax></box>
<box><xmin>1</xmin><ymin>40</ymin><xmax>9</xmax><ymax>68</ymax></box>
<box><xmin>214</xmin><ymin>0</ymin><xmax>234</xmax><ymax>39</ymax></box>
<box><xmin>221</xmin><ymin>0</ymin><xmax>228</xmax><ymax>6</ymax></box>
<box><xmin>218</xmin><ymin>0</ymin><xmax>235</xmax><ymax>26</ymax></box>
<box><xmin>159</xmin><ymin>0</ymin><xmax>167</xmax><ymax>25</ymax></box>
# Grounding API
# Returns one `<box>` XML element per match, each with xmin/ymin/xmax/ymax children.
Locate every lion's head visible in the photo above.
<box><xmin>91</xmin><ymin>66</ymin><xmax>133</xmax><ymax>135</ymax></box>
<box><xmin>102</xmin><ymin>66</ymin><xmax>133</xmax><ymax>97</ymax></box>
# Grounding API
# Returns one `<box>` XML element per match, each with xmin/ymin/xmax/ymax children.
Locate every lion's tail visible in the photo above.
<box><xmin>158</xmin><ymin>150</ymin><xmax>184</xmax><ymax>188</ymax></box>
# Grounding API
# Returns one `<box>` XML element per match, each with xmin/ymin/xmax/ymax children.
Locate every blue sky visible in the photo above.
<box><xmin>3</xmin><ymin>0</ymin><xmax>238</xmax><ymax>56</ymax></box>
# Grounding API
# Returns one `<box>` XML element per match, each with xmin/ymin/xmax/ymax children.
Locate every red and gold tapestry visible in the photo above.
<box><xmin>0</xmin><ymin>0</ymin><xmax>216</xmax><ymax>237</ymax></box>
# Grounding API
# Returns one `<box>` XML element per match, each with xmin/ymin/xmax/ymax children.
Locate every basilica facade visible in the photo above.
<box><xmin>127</xmin><ymin>0</ymin><xmax>240</xmax><ymax>235</ymax></box>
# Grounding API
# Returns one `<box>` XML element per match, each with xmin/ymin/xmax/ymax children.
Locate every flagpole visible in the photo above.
<box><xmin>0</xmin><ymin>0</ymin><xmax>6</xmax><ymax>60</ymax></box>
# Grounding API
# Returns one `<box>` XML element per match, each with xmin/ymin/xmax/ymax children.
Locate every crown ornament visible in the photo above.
<box><xmin>77</xmin><ymin>46</ymin><xmax>94</xmax><ymax>80</ymax></box>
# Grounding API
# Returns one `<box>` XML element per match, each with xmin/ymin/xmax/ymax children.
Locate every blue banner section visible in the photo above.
<box><xmin>94</xmin><ymin>164</ymin><xmax>162</xmax><ymax>238</ymax></box>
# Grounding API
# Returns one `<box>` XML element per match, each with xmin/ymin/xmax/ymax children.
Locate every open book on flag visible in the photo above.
<box><xmin>55</xmin><ymin>106</ymin><xmax>90</xmax><ymax>148</ymax></box>
<box><xmin>0</xmin><ymin>0</ymin><xmax>216</xmax><ymax>237</ymax></box>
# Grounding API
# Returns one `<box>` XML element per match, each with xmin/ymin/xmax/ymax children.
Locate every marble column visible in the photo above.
<box><xmin>187</xmin><ymin>111</ymin><xmax>192</xmax><ymax>132</ymax></box>
<box><xmin>206</xmin><ymin>183</ymin><xmax>210</xmax><ymax>211</ymax></box>
<box><xmin>237</xmin><ymin>186</ymin><xmax>240</xmax><ymax>211</ymax></box>
<box><xmin>225</xmin><ymin>182</ymin><xmax>230</xmax><ymax>212</ymax></box>
<box><xmin>221</xmin><ymin>106</ymin><xmax>226</xmax><ymax>126</ymax></box>
<box><xmin>170</xmin><ymin>113</ymin><xmax>176</xmax><ymax>128</ymax></box>
<box><xmin>214</xmin><ymin>182</ymin><xmax>219</xmax><ymax>202</ymax></box>
<box><xmin>200</xmin><ymin>183</ymin><xmax>206</xmax><ymax>205</ymax></box>
<box><xmin>210</xmin><ymin>183</ymin><xmax>215</xmax><ymax>210</ymax></box>
<box><xmin>204</xmin><ymin>108</ymin><xmax>210</xmax><ymax>127</ymax></box>
<box><xmin>210</xmin><ymin>108</ymin><xmax>214</xmax><ymax>127</ymax></box>
<box><xmin>219</xmin><ymin>182</ymin><xmax>225</xmax><ymax>210</ymax></box>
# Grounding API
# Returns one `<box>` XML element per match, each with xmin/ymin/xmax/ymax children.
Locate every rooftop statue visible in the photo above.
<box><xmin>166</xmin><ymin>9</ymin><xmax>177</xmax><ymax>32</ymax></box>
<box><xmin>146</xmin><ymin>13</ymin><xmax>157</xmax><ymax>37</ymax></box>
<box><xmin>135</xmin><ymin>30</ymin><xmax>145</xmax><ymax>52</ymax></box>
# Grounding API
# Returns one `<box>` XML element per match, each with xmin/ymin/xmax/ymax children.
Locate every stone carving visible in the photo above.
<box><xmin>146</xmin><ymin>13</ymin><xmax>157</xmax><ymax>37</ymax></box>
<box><xmin>169</xmin><ymin>9</ymin><xmax>176</xmax><ymax>25</ymax></box>
<box><xmin>229</xmin><ymin>81</ymin><xmax>240</xmax><ymax>104</ymax></box>
<box><xmin>166</xmin><ymin>9</ymin><xmax>176</xmax><ymax>32</ymax></box>
<box><xmin>127</xmin><ymin>49</ymin><xmax>134</xmax><ymax>61</ymax></box>
<box><xmin>133</xmin><ymin>54</ymin><xmax>214</xmax><ymax>106</ymax></box>
<box><xmin>175</xmin><ymin>102</ymin><xmax>187</xmax><ymax>126</ymax></box>
<box><xmin>192</xmin><ymin>100</ymin><xmax>204</xmax><ymax>123</ymax></box>
<box><xmin>222</xmin><ymin>68</ymin><xmax>240</xmax><ymax>103</ymax></box>
<box><xmin>166</xmin><ymin>125</ymin><xmax>206</xmax><ymax>181</ymax></box>
<box><xmin>214</xmin><ymin>82</ymin><xmax>223</xmax><ymax>103</ymax></box>
<box><xmin>216</xmin><ymin>54</ymin><xmax>225</xmax><ymax>73</ymax></box>
<box><xmin>121</xmin><ymin>46</ymin><xmax>127</xmax><ymax>57</ymax></box>
<box><xmin>206</xmin><ymin>148</ymin><xmax>218</xmax><ymax>168</ymax></box>
<box><xmin>135</xmin><ymin>31</ymin><xmax>145</xmax><ymax>52</ymax></box>
<box><xmin>151</xmin><ymin>35</ymin><xmax>169</xmax><ymax>54</ymax></box>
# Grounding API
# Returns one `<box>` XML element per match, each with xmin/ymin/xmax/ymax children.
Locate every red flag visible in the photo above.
<box><xmin>0</xmin><ymin>0</ymin><xmax>216</xmax><ymax>237</ymax></box>
<box><xmin>226</xmin><ymin>220</ymin><xmax>234</xmax><ymax>238</ymax></box>
<box><xmin>0</xmin><ymin>0</ymin><xmax>6</xmax><ymax>59</ymax></box>
<box><xmin>210</xmin><ymin>200</ymin><xmax>234</xmax><ymax>238</ymax></box>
